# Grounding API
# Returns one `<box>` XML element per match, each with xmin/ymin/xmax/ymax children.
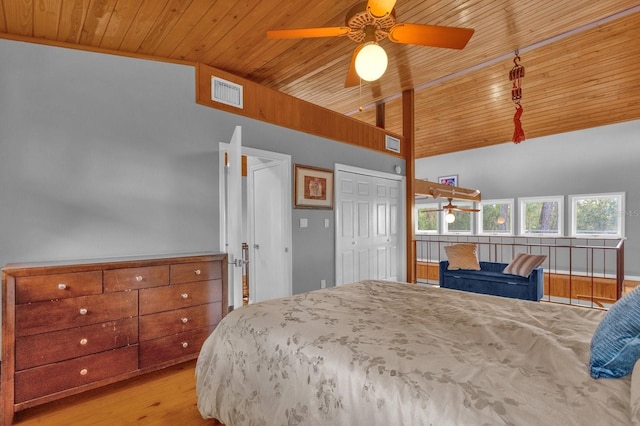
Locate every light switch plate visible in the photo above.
<box><xmin>300</xmin><ymin>218</ymin><xmax>308</xmax><ymax>228</ymax></box>
<box><xmin>324</xmin><ymin>218</ymin><xmax>330</xmax><ymax>228</ymax></box>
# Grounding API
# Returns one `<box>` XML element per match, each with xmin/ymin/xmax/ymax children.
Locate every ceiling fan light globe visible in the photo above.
<box><xmin>355</xmin><ymin>42</ymin><xmax>388</xmax><ymax>81</ymax></box>
<box><xmin>445</xmin><ymin>212</ymin><xmax>456</xmax><ymax>223</ymax></box>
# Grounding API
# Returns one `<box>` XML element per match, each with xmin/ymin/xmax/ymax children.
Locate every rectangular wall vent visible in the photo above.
<box><xmin>211</xmin><ymin>77</ymin><xmax>243</xmax><ymax>109</ymax></box>
<box><xmin>385</xmin><ymin>135</ymin><xmax>401</xmax><ymax>153</ymax></box>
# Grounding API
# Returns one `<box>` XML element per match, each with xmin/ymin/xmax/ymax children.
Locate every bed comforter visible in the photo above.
<box><xmin>196</xmin><ymin>280</ymin><xmax>634</xmax><ymax>425</ymax></box>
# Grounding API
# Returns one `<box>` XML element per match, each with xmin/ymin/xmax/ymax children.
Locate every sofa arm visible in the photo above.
<box><xmin>528</xmin><ymin>267</ymin><xmax>544</xmax><ymax>300</ymax></box>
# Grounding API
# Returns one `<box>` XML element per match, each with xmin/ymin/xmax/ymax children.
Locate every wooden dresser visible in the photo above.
<box><xmin>1</xmin><ymin>252</ymin><xmax>227</xmax><ymax>425</ymax></box>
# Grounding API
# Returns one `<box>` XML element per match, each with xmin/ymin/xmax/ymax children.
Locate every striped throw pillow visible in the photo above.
<box><xmin>503</xmin><ymin>252</ymin><xmax>546</xmax><ymax>277</ymax></box>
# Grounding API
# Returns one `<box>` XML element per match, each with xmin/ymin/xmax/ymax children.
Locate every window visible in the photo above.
<box><xmin>478</xmin><ymin>199</ymin><xmax>514</xmax><ymax>235</ymax></box>
<box><xmin>415</xmin><ymin>202</ymin><xmax>439</xmax><ymax>234</ymax></box>
<box><xmin>443</xmin><ymin>202</ymin><xmax>474</xmax><ymax>234</ymax></box>
<box><xmin>519</xmin><ymin>196</ymin><xmax>563</xmax><ymax>237</ymax></box>
<box><xmin>569</xmin><ymin>192</ymin><xmax>624</xmax><ymax>238</ymax></box>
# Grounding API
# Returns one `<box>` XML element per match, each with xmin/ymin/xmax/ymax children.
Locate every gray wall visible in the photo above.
<box><xmin>0</xmin><ymin>39</ymin><xmax>401</xmax><ymax>300</ymax></box>
<box><xmin>415</xmin><ymin>119</ymin><xmax>640</xmax><ymax>276</ymax></box>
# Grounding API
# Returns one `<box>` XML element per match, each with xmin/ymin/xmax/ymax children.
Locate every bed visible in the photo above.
<box><xmin>195</xmin><ymin>280</ymin><xmax>639</xmax><ymax>425</ymax></box>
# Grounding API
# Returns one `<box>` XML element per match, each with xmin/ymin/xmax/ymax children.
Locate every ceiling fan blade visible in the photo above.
<box><xmin>345</xmin><ymin>44</ymin><xmax>364</xmax><ymax>88</ymax></box>
<box><xmin>366</xmin><ymin>0</ymin><xmax>397</xmax><ymax>18</ymax></box>
<box><xmin>388</xmin><ymin>23</ymin><xmax>474</xmax><ymax>49</ymax></box>
<box><xmin>267</xmin><ymin>27</ymin><xmax>350</xmax><ymax>39</ymax></box>
<box><xmin>456</xmin><ymin>208</ymin><xmax>481</xmax><ymax>212</ymax></box>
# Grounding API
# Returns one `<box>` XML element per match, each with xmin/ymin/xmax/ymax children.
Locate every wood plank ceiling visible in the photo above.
<box><xmin>1</xmin><ymin>0</ymin><xmax>639</xmax><ymax>158</ymax></box>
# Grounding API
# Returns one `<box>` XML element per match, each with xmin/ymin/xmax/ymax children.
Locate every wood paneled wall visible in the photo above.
<box><xmin>196</xmin><ymin>63</ymin><xmax>404</xmax><ymax>159</ymax></box>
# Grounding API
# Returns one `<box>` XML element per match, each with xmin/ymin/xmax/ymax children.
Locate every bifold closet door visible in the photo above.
<box><xmin>336</xmin><ymin>171</ymin><xmax>401</xmax><ymax>285</ymax></box>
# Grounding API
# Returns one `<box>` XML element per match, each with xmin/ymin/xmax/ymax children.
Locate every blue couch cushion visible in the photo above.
<box><xmin>590</xmin><ymin>286</ymin><xmax>640</xmax><ymax>378</ymax></box>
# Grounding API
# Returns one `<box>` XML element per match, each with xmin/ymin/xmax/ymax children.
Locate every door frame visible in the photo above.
<box><xmin>334</xmin><ymin>163</ymin><xmax>406</xmax><ymax>284</ymax></box>
<box><xmin>219</xmin><ymin>144</ymin><xmax>292</xmax><ymax>306</ymax></box>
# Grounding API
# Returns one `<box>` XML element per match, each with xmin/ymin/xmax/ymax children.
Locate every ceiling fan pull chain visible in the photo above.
<box><xmin>509</xmin><ymin>52</ymin><xmax>526</xmax><ymax>144</ymax></box>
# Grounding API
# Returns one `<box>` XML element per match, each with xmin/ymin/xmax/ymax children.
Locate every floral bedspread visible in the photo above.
<box><xmin>196</xmin><ymin>280</ymin><xmax>631</xmax><ymax>426</ymax></box>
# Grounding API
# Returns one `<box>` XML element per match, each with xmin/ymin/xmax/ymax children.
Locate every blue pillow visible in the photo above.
<box><xmin>590</xmin><ymin>286</ymin><xmax>640</xmax><ymax>379</ymax></box>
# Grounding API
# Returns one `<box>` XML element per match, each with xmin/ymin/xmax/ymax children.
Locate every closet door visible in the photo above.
<box><xmin>373</xmin><ymin>178</ymin><xmax>401</xmax><ymax>282</ymax></box>
<box><xmin>336</xmin><ymin>172</ymin><xmax>373</xmax><ymax>285</ymax></box>
<box><xmin>336</xmin><ymin>169</ymin><xmax>403</xmax><ymax>285</ymax></box>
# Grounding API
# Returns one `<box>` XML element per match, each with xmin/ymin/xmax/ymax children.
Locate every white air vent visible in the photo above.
<box><xmin>211</xmin><ymin>77</ymin><xmax>243</xmax><ymax>109</ymax></box>
<box><xmin>385</xmin><ymin>135</ymin><xmax>401</xmax><ymax>153</ymax></box>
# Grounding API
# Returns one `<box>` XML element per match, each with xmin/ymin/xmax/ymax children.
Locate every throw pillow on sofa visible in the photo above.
<box><xmin>444</xmin><ymin>244</ymin><xmax>481</xmax><ymax>270</ymax></box>
<box><xmin>503</xmin><ymin>252</ymin><xmax>546</xmax><ymax>277</ymax></box>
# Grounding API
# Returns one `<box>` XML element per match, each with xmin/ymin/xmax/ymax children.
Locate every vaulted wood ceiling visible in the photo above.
<box><xmin>1</xmin><ymin>0</ymin><xmax>639</xmax><ymax>158</ymax></box>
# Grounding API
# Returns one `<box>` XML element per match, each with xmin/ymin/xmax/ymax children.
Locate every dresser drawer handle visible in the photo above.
<box><xmin>181</xmin><ymin>293</ymin><xmax>189</xmax><ymax>299</ymax></box>
<box><xmin>135</xmin><ymin>275</ymin><xmax>143</xmax><ymax>282</ymax></box>
<box><xmin>182</xmin><ymin>342</ymin><xmax>189</xmax><ymax>348</ymax></box>
<box><xmin>194</xmin><ymin>269</ymin><xmax>201</xmax><ymax>275</ymax></box>
<box><xmin>79</xmin><ymin>308</ymin><xmax>88</xmax><ymax>315</ymax></box>
<box><xmin>80</xmin><ymin>338</ymin><xmax>88</xmax><ymax>346</ymax></box>
<box><xmin>80</xmin><ymin>368</ymin><xmax>88</xmax><ymax>376</ymax></box>
<box><xmin>58</xmin><ymin>283</ymin><xmax>67</xmax><ymax>290</ymax></box>
<box><xmin>181</xmin><ymin>317</ymin><xmax>189</xmax><ymax>324</ymax></box>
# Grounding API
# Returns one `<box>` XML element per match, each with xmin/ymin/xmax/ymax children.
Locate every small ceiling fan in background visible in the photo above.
<box><xmin>425</xmin><ymin>198</ymin><xmax>480</xmax><ymax>223</ymax></box>
<box><xmin>266</xmin><ymin>0</ymin><xmax>474</xmax><ymax>87</ymax></box>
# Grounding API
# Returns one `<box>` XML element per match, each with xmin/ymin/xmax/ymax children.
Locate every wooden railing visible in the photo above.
<box><xmin>414</xmin><ymin>235</ymin><xmax>626</xmax><ymax>309</ymax></box>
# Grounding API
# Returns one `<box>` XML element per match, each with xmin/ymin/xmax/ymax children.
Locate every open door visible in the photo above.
<box><xmin>222</xmin><ymin>126</ymin><xmax>244</xmax><ymax>310</ymax></box>
<box><xmin>220</xmin><ymin>131</ymin><xmax>292</xmax><ymax>309</ymax></box>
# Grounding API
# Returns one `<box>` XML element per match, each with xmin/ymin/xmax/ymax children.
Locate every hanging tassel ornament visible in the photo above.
<box><xmin>509</xmin><ymin>52</ymin><xmax>526</xmax><ymax>143</ymax></box>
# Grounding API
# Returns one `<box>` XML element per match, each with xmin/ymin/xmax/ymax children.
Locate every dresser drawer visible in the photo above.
<box><xmin>16</xmin><ymin>317</ymin><xmax>139</xmax><ymax>370</ymax></box>
<box><xmin>16</xmin><ymin>271</ymin><xmax>103</xmax><ymax>304</ymax></box>
<box><xmin>139</xmin><ymin>280</ymin><xmax>222</xmax><ymax>315</ymax></box>
<box><xmin>171</xmin><ymin>261</ymin><xmax>222</xmax><ymax>284</ymax></box>
<box><xmin>104</xmin><ymin>265</ymin><xmax>169</xmax><ymax>292</ymax></box>
<box><xmin>140</xmin><ymin>303</ymin><xmax>222</xmax><ymax>341</ymax></box>
<box><xmin>15</xmin><ymin>346</ymin><xmax>138</xmax><ymax>403</ymax></box>
<box><xmin>139</xmin><ymin>326</ymin><xmax>215</xmax><ymax>368</ymax></box>
<box><xmin>16</xmin><ymin>291</ymin><xmax>138</xmax><ymax>337</ymax></box>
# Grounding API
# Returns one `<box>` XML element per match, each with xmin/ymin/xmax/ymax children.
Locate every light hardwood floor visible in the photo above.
<box><xmin>12</xmin><ymin>360</ymin><xmax>221</xmax><ymax>425</ymax></box>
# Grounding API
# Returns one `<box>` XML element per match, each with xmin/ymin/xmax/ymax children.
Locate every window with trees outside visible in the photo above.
<box><xmin>416</xmin><ymin>202</ymin><xmax>439</xmax><ymax>233</ymax></box>
<box><xmin>478</xmin><ymin>199</ymin><xmax>514</xmax><ymax>235</ymax></box>
<box><xmin>569</xmin><ymin>192</ymin><xmax>624</xmax><ymax>238</ymax></box>
<box><xmin>519</xmin><ymin>196</ymin><xmax>563</xmax><ymax>237</ymax></box>
<box><xmin>443</xmin><ymin>202</ymin><xmax>474</xmax><ymax>234</ymax></box>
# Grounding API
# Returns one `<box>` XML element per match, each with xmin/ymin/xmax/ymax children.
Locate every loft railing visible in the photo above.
<box><xmin>414</xmin><ymin>235</ymin><xmax>625</xmax><ymax>309</ymax></box>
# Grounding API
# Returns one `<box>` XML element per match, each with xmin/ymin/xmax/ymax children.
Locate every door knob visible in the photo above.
<box><xmin>254</xmin><ymin>244</ymin><xmax>260</xmax><ymax>249</ymax></box>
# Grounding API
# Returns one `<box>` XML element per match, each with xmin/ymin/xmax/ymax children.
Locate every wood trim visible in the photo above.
<box><xmin>403</xmin><ymin>89</ymin><xmax>416</xmax><ymax>283</ymax></box>
<box><xmin>195</xmin><ymin>63</ymin><xmax>404</xmax><ymax>159</ymax></box>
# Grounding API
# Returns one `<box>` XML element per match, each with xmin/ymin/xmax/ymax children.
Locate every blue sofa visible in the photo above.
<box><xmin>439</xmin><ymin>261</ymin><xmax>543</xmax><ymax>301</ymax></box>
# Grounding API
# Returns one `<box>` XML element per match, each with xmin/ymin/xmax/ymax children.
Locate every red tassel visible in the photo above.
<box><xmin>512</xmin><ymin>104</ymin><xmax>525</xmax><ymax>144</ymax></box>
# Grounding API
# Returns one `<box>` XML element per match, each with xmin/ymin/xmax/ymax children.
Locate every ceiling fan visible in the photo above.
<box><xmin>425</xmin><ymin>198</ymin><xmax>480</xmax><ymax>223</ymax></box>
<box><xmin>266</xmin><ymin>0</ymin><xmax>474</xmax><ymax>87</ymax></box>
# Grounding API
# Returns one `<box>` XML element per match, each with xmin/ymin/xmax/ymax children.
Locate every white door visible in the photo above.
<box><xmin>336</xmin><ymin>173</ymin><xmax>373</xmax><ymax>285</ymax></box>
<box><xmin>248</xmin><ymin>159</ymin><xmax>289</xmax><ymax>302</ymax></box>
<box><xmin>373</xmin><ymin>178</ymin><xmax>401</xmax><ymax>281</ymax></box>
<box><xmin>335</xmin><ymin>165</ymin><xmax>405</xmax><ymax>286</ymax></box>
<box><xmin>220</xmin><ymin>126</ymin><xmax>243</xmax><ymax>309</ymax></box>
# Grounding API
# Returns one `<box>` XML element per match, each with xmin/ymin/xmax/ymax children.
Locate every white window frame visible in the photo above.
<box><xmin>519</xmin><ymin>196</ymin><xmax>564</xmax><ymax>237</ymax></box>
<box><xmin>415</xmin><ymin>200</ymin><xmax>440</xmax><ymax>234</ymax></box>
<box><xmin>442</xmin><ymin>201</ymin><xmax>474</xmax><ymax>235</ymax></box>
<box><xmin>568</xmin><ymin>192</ymin><xmax>625</xmax><ymax>238</ymax></box>
<box><xmin>478</xmin><ymin>198</ymin><xmax>514</xmax><ymax>235</ymax></box>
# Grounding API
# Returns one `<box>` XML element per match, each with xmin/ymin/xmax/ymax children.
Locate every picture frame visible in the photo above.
<box><xmin>294</xmin><ymin>164</ymin><xmax>334</xmax><ymax>209</ymax></box>
<box><xmin>438</xmin><ymin>174</ymin><xmax>458</xmax><ymax>186</ymax></box>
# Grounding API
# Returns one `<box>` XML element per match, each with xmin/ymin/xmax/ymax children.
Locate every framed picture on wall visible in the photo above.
<box><xmin>294</xmin><ymin>164</ymin><xmax>334</xmax><ymax>209</ymax></box>
<box><xmin>438</xmin><ymin>174</ymin><xmax>458</xmax><ymax>186</ymax></box>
